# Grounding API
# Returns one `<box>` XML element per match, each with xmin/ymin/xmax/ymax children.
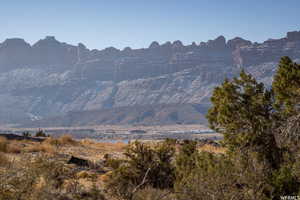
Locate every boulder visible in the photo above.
<box><xmin>67</xmin><ymin>156</ymin><xmax>89</xmax><ymax>167</ymax></box>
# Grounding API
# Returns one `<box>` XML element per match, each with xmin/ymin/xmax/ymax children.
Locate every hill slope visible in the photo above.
<box><xmin>21</xmin><ymin>104</ymin><xmax>208</xmax><ymax>127</ymax></box>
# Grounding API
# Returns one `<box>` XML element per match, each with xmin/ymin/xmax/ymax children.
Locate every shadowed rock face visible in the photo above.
<box><xmin>227</xmin><ymin>37</ymin><xmax>252</xmax><ymax>49</ymax></box>
<box><xmin>287</xmin><ymin>31</ymin><xmax>300</xmax><ymax>41</ymax></box>
<box><xmin>0</xmin><ymin>38</ymin><xmax>32</xmax><ymax>72</ymax></box>
<box><xmin>32</xmin><ymin>36</ymin><xmax>77</xmax><ymax>66</ymax></box>
<box><xmin>0</xmin><ymin>31</ymin><xmax>300</xmax><ymax>126</ymax></box>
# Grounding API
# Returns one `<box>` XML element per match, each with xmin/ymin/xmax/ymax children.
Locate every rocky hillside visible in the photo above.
<box><xmin>21</xmin><ymin>104</ymin><xmax>208</xmax><ymax>127</ymax></box>
<box><xmin>1</xmin><ymin>31</ymin><xmax>300</xmax><ymax>126</ymax></box>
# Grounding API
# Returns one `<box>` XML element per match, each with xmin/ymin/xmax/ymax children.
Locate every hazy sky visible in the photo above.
<box><xmin>1</xmin><ymin>0</ymin><xmax>300</xmax><ymax>50</ymax></box>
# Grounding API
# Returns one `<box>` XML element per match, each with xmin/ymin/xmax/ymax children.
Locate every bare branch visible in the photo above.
<box><xmin>132</xmin><ymin>167</ymin><xmax>151</xmax><ymax>194</ymax></box>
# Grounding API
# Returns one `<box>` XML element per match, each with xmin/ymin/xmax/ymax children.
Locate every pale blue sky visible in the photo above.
<box><xmin>0</xmin><ymin>0</ymin><xmax>300</xmax><ymax>49</ymax></box>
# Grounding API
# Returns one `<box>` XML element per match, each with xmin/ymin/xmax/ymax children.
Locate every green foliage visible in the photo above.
<box><xmin>76</xmin><ymin>184</ymin><xmax>106</xmax><ymax>200</ymax></box>
<box><xmin>35</xmin><ymin>129</ymin><xmax>48</xmax><ymax>137</ymax></box>
<box><xmin>270</xmin><ymin>166</ymin><xmax>300</xmax><ymax>197</ymax></box>
<box><xmin>104</xmin><ymin>156</ymin><xmax>124</xmax><ymax>170</ymax></box>
<box><xmin>22</xmin><ymin>131</ymin><xmax>32</xmax><ymax>137</ymax></box>
<box><xmin>174</xmin><ymin>142</ymin><xmax>300</xmax><ymax>200</ymax></box>
<box><xmin>132</xmin><ymin>187</ymin><xmax>175</xmax><ymax>200</ymax></box>
<box><xmin>207</xmin><ymin>70</ymin><xmax>280</xmax><ymax>168</ymax></box>
<box><xmin>106</xmin><ymin>141</ymin><xmax>175</xmax><ymax>199</ymax></box>
<box><xmin>175</xmin><ymin>152</ymin><xmax>242</xmax><ymax>200</ymax></box>
<box><xmin>273</xmin><ymin>56</ymin><xmax>300</xmax><ymax>117</ymax></box>
<box><xmin>207</xmin><ymin>70</ymin><xmax>272</xmax><ymax>147</ymax></box>
<box><xmin>175</xmin><ymin>140</ymin><xmax>198</xmax><ymax>180</ymax></box>
<box><xmin>204</xmin><ymin>57</ymin><xmax>300</xmax><ymax>198</ymax></box>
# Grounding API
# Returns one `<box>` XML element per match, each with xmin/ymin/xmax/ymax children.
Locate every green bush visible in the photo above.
<box><xmin>204</xmin><ymin>56</ymin><xmax>300</xmax><ymax>199</ymax></box>
<box><xmin>22</xmin><ymin>131</ymin><xmax>31</xmax><ymax>137</ymax></box>
<box><xmin>132</xmin><ymin>187</ymin><xmax>175</xmax><ymax>200</ymax></box>
<box><xmin>106</xmin><ymin>141</ymin><xmax>175</xmax><ymax>199</ymax></box>
<box><xmin>35</xmin><ymin>129</ymin><xmax>48</xmax><ymax>137</ymax></box>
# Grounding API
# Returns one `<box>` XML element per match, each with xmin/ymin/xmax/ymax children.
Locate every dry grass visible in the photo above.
<box><xmin>98</xmin><ymin>171</ymin><xmax>112</xmax><ymax>183</ymax></box>
<box><xmin>43</xmin><ymin>134</ymin><xmax>78</xmax><ymax>147</ymax></box>
<box><xmin>53</xmin><ymin>139</ymin><xmax>127</xmax><ymax>163</ymax></box>
<box><xmin>43</xmin><ymin>137</ymin><xmax>61</xmax><ymax>146</ymax></box>
<box><xmin>0</xmin><ymin>154</ymin><xmax>107</xmax><ymax>200</ymax></box>
<box><xmin>81</xmin><ymin>139</ymin><xmax>126</xmax><ymax>152</ymax></box>
<box><xmin>25</xmin><ymin>143</ymin><xmax>56</xmax><ymax>154</ymax></box>
<box><xmin>0</xmin><ymin>135</ymin><xmax>227</xmax><ymax>200</ymax></box>
<box><xmin>59</xmin><ymin>134</ymin><xmax>78</xmax><ymax>145</ymax></box>
<box><xmin>0</xmin><ymin>152</ymin><xmax>8</xmax><ymax>166</ymax></box>
<box><xmin>0</xmin><ymin>137</ymin><xmax>8</xmax><ymax>153</ymax></box>
<box><xmin>0</xmin><ymin>138</ymin><xmax>24</xmax><ymax>154</ymax></box>
<box><xmin>0</xmin><ymin>134</ymin><xmax>78</xmax><ymax>155</ymax></box>
<box><xmin>198</xmin><ymin>144</ymin><xmax>226</xmax><ymax>154</ymax></box>
<box><xmin>76</xmin><ymin>170</ymin><xmax>98</xmax><ymax>180</ymax></box>
<box><xmin>7</xmin><ymin>144</ymin><xmax>22</xmax><ymax>154</ymax></box>
<box><xmin>34</xmin><ymin>176</ymin><xmax>47</xmax><ymax>190</ymax></box>
<box><xmin>80</xmin><ymin>138</ymin><xmax>96</xmax><ymax>146</ymax></box>
<box><xmin>79</xmin><ymin>139</ymin><xmax>126</xmax><ymax>159</ymax></box>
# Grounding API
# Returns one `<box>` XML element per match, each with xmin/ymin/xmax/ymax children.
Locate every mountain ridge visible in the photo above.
<box><xmin>0</xmin><ymin>31</ymin><xmax>300</xmax><ymax>126</ymax></box>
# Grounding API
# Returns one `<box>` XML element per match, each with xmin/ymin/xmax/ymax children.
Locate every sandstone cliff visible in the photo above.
<box><xmin>0</xmin><ymin>31</ymin><xmax>299</xmax><ymax>126</ymax></box>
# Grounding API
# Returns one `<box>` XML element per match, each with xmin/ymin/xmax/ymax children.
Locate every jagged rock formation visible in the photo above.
<box><xmin>0</xmin><ymin>31</ymin><xmax>300</xmax><ymax>126</ymax></box>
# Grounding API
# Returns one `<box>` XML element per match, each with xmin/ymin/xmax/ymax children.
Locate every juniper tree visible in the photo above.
<box><xmin>207</xmin><ymin>70</ymin><xmax>280</xmax><ymax>168</ymax></box>
<box><xmin>273</xmin><ymin>56</ymin><xmax>300</xmax><ymax>117</ymax></box>
<box><xmin>206</xmin><ymin>57</ymin><xmax>300</xmax><ymax>197</ymax></box>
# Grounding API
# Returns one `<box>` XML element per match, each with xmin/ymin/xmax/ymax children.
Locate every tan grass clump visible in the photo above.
<box><xmin>99</xmin><ymin>172</ymin><xmax>112</xmax><ymax>183</ymax></box>
<box><xmin>80</xmin><ymin>138</ymin><xmax>96</xmax><ymax>146</ymax></box>
<box><xmin>0</xmin><ymin>152</ymin><xmax>8</xmax><ymax>166</ymax></box>
<box><xmin>91</xmin><ymin>141</ymin><xmax>127</xmax><ymax>152</ymax></box>
<box><xmin>59</xmin><ymin>134</ymin><xmax>77</xmax><ymax>145</ymax></box>
<box><xmin>43</xmin><ymin>137</ymin><xmax>60</xmax><ymax>146</ymax></box>
<box><xmin>198</xmin><ymin>144</ymin><xmax>226</xmax><ymax>154</ymax></box>
<box><xmin>76</xmin><ymin>171</ymin><xmax>97</xmax><ymax>180</ymax></box>
<box><xmin>7</xmin><ymin>144</ymin><xmax>22</xmax><ymax>154</ymax></box>
<box><xmin>0</xmin><ymin>139</ymin><xmax>23</xmax><ymax>154</ymax></box>
<box><xmin>26</xmin><ymin>143</ymin><xmax>56</xmax><ymax>154</ymax></box>
<box><xmin>0</xmin><ymin>137</ymin><xmax>8</xmax><ymax>153</ymax></box>
<box><xmin>43</xmin><ymin>134</ymin><xmax>77</xmax><ymax>147</ymax></box>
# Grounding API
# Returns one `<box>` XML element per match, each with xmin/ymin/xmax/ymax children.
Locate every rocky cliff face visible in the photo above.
<box><xmin>1</xmin><ymin>31</ymin><xmax>300</xmax><ymax>126</ymax></box>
